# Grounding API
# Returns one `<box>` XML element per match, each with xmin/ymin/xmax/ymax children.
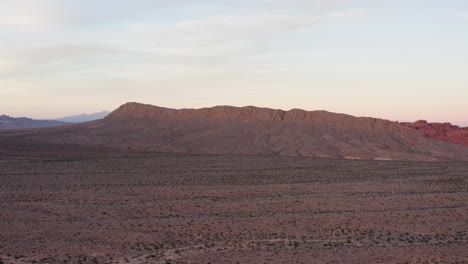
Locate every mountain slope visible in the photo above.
<box><xmin>55</xmin><ymin>111</ymin><xmax>110</xmax><ymax>123</ymax></box>
<box><xmin>2</xmin><ymin>102</ymin><xmax>468</xmax><ymax>161</ymax></box>
<box><xmin>401</xmin><ymin>120</ymin><xmax>468</xmax><ymax>146</ymax></box>
<box><xmin>0</xmin><ymin>115</ymin><xmax>70</xmax><ymax>130</ymax></box>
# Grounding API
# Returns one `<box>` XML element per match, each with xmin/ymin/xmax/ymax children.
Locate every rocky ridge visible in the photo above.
<box><xmin>2</xmin><ymin>102</ymin><xmax>468</xmax><ymax>161</ymax></box>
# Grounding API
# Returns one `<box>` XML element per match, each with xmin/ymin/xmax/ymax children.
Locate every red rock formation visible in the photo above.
<box><xmin>401</xmin><ymin>120</ymin><xmax>468</xmax><ymax>146</ymax></box>
<box><xmin>2</xmin><ymin>102</ymin><xmax>468</xmax><ymax>161</ymax></box>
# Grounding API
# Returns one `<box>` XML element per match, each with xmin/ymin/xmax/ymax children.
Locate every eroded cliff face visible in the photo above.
<box><xmin>2</xmin><ymin>102</ymin><xmax>468</xmax><ymax>161</ymax></box>
<box><xmin>108</xmin><ymin>103</ymin><xmax>414</xmax><ymax>134</ymax></box>
<box><xmin>401</xmin><ymin>120</ymin><xmax>468</xmax><ymax>146</ymax></box>
<box><xmin>107</xmin><ymin>103</ymin><xmax>287</xmax><ymax>121</ymax></box>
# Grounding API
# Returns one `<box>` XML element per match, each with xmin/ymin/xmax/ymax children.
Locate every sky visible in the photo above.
<box><xmin>0</xmin><ymin>0</ymin><xmax>467</xmax><ymax>126</ymax></box>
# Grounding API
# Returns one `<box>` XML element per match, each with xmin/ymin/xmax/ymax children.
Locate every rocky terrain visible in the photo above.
<box><xmin>402</xmin><ymin>120</ymin><xmax>468</xmax><ymax>146</ymax></box>
<box><xmin>2</xmin><ymin>102</ymin><xmax>468</xmax><ymax>161</ymax></box>
<box><xmin>0</xmin><ymin>140</ymin><xmax>467</xmax><ymax>263</ymax></box>
<box><xmin>0</xmin><ymin>115</ymin><xmax>69</xmax><ymax>130</ymax></box>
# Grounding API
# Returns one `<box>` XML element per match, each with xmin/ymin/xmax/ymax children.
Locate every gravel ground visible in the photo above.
<box><xmin>0</xmin><ymin>141</ymin><xmax>467</xmax><ymax>264</ymax></box>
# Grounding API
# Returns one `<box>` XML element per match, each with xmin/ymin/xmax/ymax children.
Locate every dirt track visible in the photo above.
<box><xmin>0</xmin><ymin>141</ymin><xmax>467</xmax><ymax>263</ymax></box>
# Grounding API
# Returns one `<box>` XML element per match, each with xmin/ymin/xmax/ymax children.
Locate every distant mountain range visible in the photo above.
<box><xmin>55</xmin><ymin>111</ymin><xmax>110</xmax><ymax>123</ymax></box>
<box><xmin>0</xmin><ymin>111</ymin><xmax>110</xmax><ymax>130</ymax></box>
<box><xmin>2</xmin><ymin>102</ymin><xmax>467</xmax><ymax>161</ymax></box>
<box><xmin>0</xmin><ymin>115</ymin><xmax>69</xmax><ymax>130</ymax></box>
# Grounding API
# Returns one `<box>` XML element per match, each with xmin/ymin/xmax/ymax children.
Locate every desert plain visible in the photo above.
<box><xmin>0</xmin><ymin>139</ymin><xmax>467</xmax><ymax>264</ymax></box>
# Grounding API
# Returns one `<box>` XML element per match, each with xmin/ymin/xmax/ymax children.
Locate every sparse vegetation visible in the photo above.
<box><xmin>0</xmin><ymin>141</ymin><xmax>467</xmax><ymax>263</ymax></box>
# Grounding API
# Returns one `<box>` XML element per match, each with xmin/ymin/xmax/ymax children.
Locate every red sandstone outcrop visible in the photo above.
<box><xmin>401</xmin><ymin>120</ymin><xmax>468</xmax><ymax>146</ymax></box>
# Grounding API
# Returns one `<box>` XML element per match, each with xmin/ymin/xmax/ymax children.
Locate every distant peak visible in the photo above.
<box><xmin>55</xmin><ymin>110</ymin><xmax>111</xmax><ymax>123</ymax></box>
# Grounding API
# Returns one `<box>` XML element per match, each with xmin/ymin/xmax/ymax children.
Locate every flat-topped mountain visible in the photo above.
<box><xmin>0</xmin><ymin>115</ymin><xmax>69</xmax><ymax>130</ymax></box>
<box><xmin>109</xmin><ymin>102</ymin><xmax>398</xmax><ymax>126</ymax></box>
<box><xmin>2</xmin><ymin>102</ymin><xmax>468</xmax><ymax>161</ymax></box>
<box><xmin>401</xmin><ymin>120</ymin><xmax>468</xmax><ymax>146</ymax></box>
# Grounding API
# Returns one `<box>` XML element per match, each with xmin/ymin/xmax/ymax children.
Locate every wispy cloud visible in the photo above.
<box><xmin>0</xmin><ymin>0</ymin><xmax>69</xmax><ymax>31</ymax></box>
<box><xmin>0</xmin><ymin>0</ymin><xmax>467</xmax><ymax>125</ymax></box>
<box><xmin>0</xmin><ymin>1</ymin><xmax>370</xmax><ymax>117</ymax></box>
<box><xmin>0</xmin><ymin>7</ymin><xmax>367</xmax><ymax>80</ymax></box>
<box><xmin>0</xmin><ymin>56</ymin><xmax>24</xmax><ymax>76</ymax></box>
<box><xmin>125</xmin><ymin>9</ymin><xmax>365</xmax><ymax>50</ymax></box>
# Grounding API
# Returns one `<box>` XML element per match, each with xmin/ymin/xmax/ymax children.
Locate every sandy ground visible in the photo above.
<box><xmin>0</xmin><ymin>141</ymin><xmax>467</xmax><ymax>263</ymax></box>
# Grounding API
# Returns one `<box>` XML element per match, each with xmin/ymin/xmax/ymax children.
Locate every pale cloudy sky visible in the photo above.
<box><xmin>0</xmin><ymin>0</ymin><xmax>467</xmax><ymax>125</ymax></box>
